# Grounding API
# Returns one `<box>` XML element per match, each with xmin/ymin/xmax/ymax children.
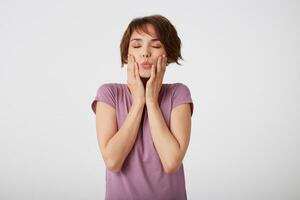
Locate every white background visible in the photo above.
<box><xmin>0</xmin><ymin>0</ymin><xmax>299</xmax><ymax>199</ymax></box>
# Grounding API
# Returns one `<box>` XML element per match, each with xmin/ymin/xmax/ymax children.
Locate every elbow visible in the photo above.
<box><xmin>163</xmin><ymin>161</ymin><xmax>182</xmax><ymax>174</ymax></box>
<box><xmin>105</xmin><ymin>158</ymin><xmax>123</xmax><ymax>173</ymax></box>
<box><xmin>108</xmin><ymin>166</ymin><xmax>121</xmax><ymax>173</ymax></box>
<box><xmin>102</xmin><ymin>149</ymin><xmax>123</xmax><ymax>173</ymax></box>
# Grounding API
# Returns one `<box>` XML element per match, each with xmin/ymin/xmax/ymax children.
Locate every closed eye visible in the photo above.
<box><xmin>133</xmin><ymin>46</ymin><xmax>161</xmax><ymax>48</ymax></box>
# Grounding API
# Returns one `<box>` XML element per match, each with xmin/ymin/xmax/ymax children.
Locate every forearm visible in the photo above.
<box><xmin>105</xmin><ymin>103</ymin><xmax>144</xmax><ymax>171</ymax></box>
<box><xmin>146</xmin><ymin>102</ymin><xmax>181</xmax><ymax>172</ymax></box>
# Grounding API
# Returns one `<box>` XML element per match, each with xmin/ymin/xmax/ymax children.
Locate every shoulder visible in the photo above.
<box><xmin>164</xmin><ymin>82</ymin><xmax>192</xmax><ymax>95</ymax></box>
<box><xmin>97</xmin><ymin>82</ymin><xmax>118</xmax><ymax>90</ymax></box>
<box><xmin>94</xmin><ymin>82</ymin><xmax>125</xmax><ymax>106</ymax></box>
<box><xmin>96</xmin><ymin>82</ymin><xmax>125</xmax><ymax>94</ymax></box>
<box><xmin>166</xmin><ymin>82</ymin><xmax>193</xmax><ymax>115</ymax></box>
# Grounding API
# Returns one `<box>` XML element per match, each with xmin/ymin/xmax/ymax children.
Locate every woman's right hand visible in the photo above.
<box><xmin>127</xmin><ymin>54</ymin><xmax>145</xmax><ymax>107</ymax></box>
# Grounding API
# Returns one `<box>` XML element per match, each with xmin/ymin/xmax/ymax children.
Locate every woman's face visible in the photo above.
<box><xmin>128</xmin><ymin>24</ymin><xmax>167</xmax><ymax>78</ymax></box>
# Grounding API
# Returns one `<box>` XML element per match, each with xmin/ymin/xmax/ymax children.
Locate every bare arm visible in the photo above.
<box><xmin>96</xmin><ymin>101</ymin><xmax>144</xmax><ymax>172</ymax></box>
<box><xmin>146</xmin><ymin>102</ymin><xmax>192</xmax><ymax>173</ymax></box>
<box><xmin>96</xmin><ymin>54</ymin><xmax>146</xmax><ymax>172</ymax></box>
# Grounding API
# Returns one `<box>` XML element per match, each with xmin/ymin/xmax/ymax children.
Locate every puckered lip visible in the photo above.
<box><xmin>140</xmin><ymin>61</ymin><xmax>152</xmax><ymax>65</ymax></box>
<box><xmin>139</xmin><ymin>61</ymin><xmax>152</xmax><ymax>69</ymax></box>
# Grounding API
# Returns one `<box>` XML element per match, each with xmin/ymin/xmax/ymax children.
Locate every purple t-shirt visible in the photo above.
<box><xmin>91</xmin><ymin>82</ymin><xmax>194</xmax><ymax>200</ymax></box>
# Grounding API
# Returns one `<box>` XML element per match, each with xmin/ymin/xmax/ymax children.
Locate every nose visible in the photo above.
<box><xmin>142</xmin><ymin>53</ymin><xmax>150</xmax><ymax>58</ymax></box>
<box><xmin>141</xmin><ymin>47</ymin><xmax>151</xmax><ymax>58</ymax></box>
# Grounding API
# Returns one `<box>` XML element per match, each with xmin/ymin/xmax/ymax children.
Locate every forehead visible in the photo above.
<box><xmin>130</xmin><ymin>24</ymin><xmax>158</xmax><ymax>40</ymax></box>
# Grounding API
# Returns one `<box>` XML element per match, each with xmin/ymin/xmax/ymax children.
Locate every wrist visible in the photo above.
<box><xmin>146</xmin><ymin>100</ymin><xmax>159</xmax><ymax>108</ymax></box>
<box><xmin>132</xmin><ymin>100</ymin><xmax>145</xmax><ymax>108</ymax></box>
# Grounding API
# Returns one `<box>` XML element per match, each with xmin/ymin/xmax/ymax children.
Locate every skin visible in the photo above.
<box><xmin>95</xmin><ymin>23</ymin><xmax>192</xmax><ymax>173</ymax></box>
<box><xmin>127</xmin><ymin>24</ymin><xmax>168</xmax><ymax>105</ymax></box>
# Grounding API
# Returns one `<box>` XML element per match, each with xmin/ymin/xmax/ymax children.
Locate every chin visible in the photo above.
<box><xmin>139</xmin><ymin>72</ymin><xmax>151</xmax><ymax>78</ymax></box>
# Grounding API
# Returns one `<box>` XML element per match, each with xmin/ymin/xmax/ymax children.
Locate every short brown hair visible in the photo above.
<box><xmin>120</xmin><ymin>14</ymin><xmax>183</xmax><ymax>67</ymax></box>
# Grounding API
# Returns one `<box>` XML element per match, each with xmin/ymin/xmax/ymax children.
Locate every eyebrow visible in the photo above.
<box><xmin>130</xmin><ymin>38</ymin><xmax>160</xmax><ymax>42</ymax></box>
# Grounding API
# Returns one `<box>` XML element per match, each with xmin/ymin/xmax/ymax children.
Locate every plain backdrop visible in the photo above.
<box><xmin>0</xmin><ymin>0</ymin><xmax>299</xmax><ymax>199</ymax></box>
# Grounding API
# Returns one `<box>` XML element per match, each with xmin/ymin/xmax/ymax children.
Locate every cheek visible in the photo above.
<box><xmin>153</xmin><ymin>52</ymin><xmax>166</xmax><ymax>62</ymax></box>
<box><xmin>157</xmin><ymin>47</ymin><xmax>167</xmax><ymax>55</ymax></box>
<box><xmin>154</xmin><ymin>48</ymin><xmax>166</xmax><ymax>57</ymax></box>
<box><xmin>128</xmin><ymin>48</ymin><xmax>138</xmax><ymax>57</ymax></box>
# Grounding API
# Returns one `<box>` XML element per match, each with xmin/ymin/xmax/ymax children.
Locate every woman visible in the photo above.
<box><xmin>91</xmin><ymin>14</ymin><xmax>194</xmax><ymax>200</ymax></box>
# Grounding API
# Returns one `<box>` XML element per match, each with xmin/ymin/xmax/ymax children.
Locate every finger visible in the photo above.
<box><xmin>127</xmin><ymin>55</ymin><xmax>134</xmax><ymax>80</ymax></box>
<box><xmin>134</xmin><ymin>62</ymin><xmax>140</xmax><ymax>79</ymax></box>
<box><xmin>132</xmin><ymin>55</ymin><xmax>138</xmax><ymax>79</ymax></box>
<box><xmin>132</xmin><ymin>56</ymin><xmax>137</xmax><ymax>78</ymax></box>
<box><xmin>157</xmin><ymin>55</ymin><xmax>166</xmax><ymax>81</ymax></box>
<box><xmin>149</xmin><ymin>64</ymin><xmax>156</xmax><ymax>82</ymax></box>
<box><xmin>157</xmin><ymin>55</ymin><xmax>162</xmax><ymax>73</ymax></box>
<box><xmin>162</xmin><ymin>55</ymin><xmax>167</xmax><ymax>71</ymax></box>
<box><xmin>158</xmin><ymin>55</ymin><xmax>165</xmax><ymax>79</ymax></box>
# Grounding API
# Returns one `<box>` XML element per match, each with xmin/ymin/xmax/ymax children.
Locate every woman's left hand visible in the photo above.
<box><xmin>146</xmin><ymin>54</ymin><xmax>168</xmax><ymax>106</ymax></box>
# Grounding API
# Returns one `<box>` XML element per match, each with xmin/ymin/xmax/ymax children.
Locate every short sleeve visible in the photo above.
<box><xmin>91</xmin><ymin>83</ymin><xmax>116</xmax><ymax>114</ymax></box>
<box><xmin>171</xmin><ymin>83</ymin><xmax>194</xmax><ymax>116</ymax></box>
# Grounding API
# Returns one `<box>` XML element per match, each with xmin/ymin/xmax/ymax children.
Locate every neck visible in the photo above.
<box><xmin>140</xmin><ymin>77</ymin><xmax>149</xmax><ymax>88</ymax></box>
